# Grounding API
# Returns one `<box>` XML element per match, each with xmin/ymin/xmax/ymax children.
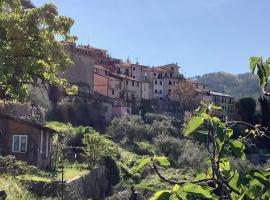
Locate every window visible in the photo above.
<box><xmin>105</xmin><ymin>106</ymin><xmax>108</xmax><ymax>112</ymax></box>
<box><xmin>171</xmin><ymin>67</ymin><xmax>174</xmax><ymax>70</ymax></box>
<box><xmin>133</xmin><ymin>76</ymin><xmax>135</xmax><ymax>79</ymax></box>
<box><xmin>12</xmin><ymin>135</ymin><xmax>27</xmax><ymax>153</ymax></box>
<box><xmin>126</xmin><ymin>80</ymin><xmax>128</xmax><ymax>85</ymax></box>
<box><xmin>159</xmin><ymin>90</ymin><xmax>162</xmax><ymax>94</ymax></box>
<box><xmin>155</xmin><ymin>80</ymin><xmax>157</xmax><ymax>85</ymax></box>
<box><xmin>196</xmin><ymin>84</ymin><xmax>198</xmax><ymax>88</ymax></box>
<box><xmin>133</xmin><ymin>67</ymin><xmax>135</xmax><ymax>71</ymax></box>
<box><xmin>132</xmin><ymin>81</ymin><xmax>134</xmax><ymax>86</ymax></box>
<box><xmin>119</xmin><ymin>82</ymin><xmax>122</xmax><ymax>89</ymax></box>
<box><xmin>170</xmin><ymin>73</ymin><xmax>173</xmax><ymax>78</ymax></box>
<box><xmin>112</xmin><ymin>89</ymin><xmax>114</xmax><ymax>95</ymax></box>
<box><xmin>168</xmin><ymin>89</ymin><xmax>171</xmax><ymax>94</ymax></box>
<box><xmin>160</xmin><ymin>81</ymin><xmax>162</xmax><ymax>85</ymax></box>
<box><xmin>169</xmin><ymin>81</ymin><xmax>172</xmax><ymax>85</ymax></box>
<box><xmin>137</xmin><ymin>82</ymin><xmax>139</xmax><ymax>87</ymax></box>
<box><xmin>155</xmin><ymin>89</ymin><xmax>157</xmax><ymax>94</ymax></box>
<box><xmin>154</xmin><ymin>73</ymin><xmax>156</xmax><ymax>76</ymax></box>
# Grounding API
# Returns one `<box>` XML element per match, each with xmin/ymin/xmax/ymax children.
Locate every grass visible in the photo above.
<box><xmin>0</xmin><ymin>176</ymin><xmax>59</xmax><ymax>200</ymax></box>
<box><xmin>57</xmin><ymin>166</ymin><xmax>89</xmax><ymax>181</ymax></box>
<box><xmin>16</xmin><ymin>175</ymin><xmax>52</xmax><ymax>182</ymax></box>
<box><xmin>16</xmin><ymin>164</ymin><xmax>90</xmax><ymax>183</ymax></box>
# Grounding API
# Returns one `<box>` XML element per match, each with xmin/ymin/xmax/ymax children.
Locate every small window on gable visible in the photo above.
<box><xmin>12</xmin><ymin>135</ymin><xmax>28</xmax><ymax>153</ymax></box>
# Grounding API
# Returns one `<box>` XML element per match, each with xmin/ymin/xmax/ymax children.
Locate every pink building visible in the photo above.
<box><xmin>94</xmin><ymin>73</ymin><xmax>121</xmax><ymax>99</ymax></box>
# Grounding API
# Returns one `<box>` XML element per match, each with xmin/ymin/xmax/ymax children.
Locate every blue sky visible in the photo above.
<box><xmin>32</xmin><ymin>0</ymin><xmax>270</xmax><ymax>77</ymax></box>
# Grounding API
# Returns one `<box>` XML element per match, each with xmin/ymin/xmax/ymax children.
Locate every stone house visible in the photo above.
<box><xmin>94</xmin><ymin>73</ymin><xmax>121</xmax><ymax>99</ymax></box>
<box><xmin>198</xmin><ymin>90</ymin><xmax>236</xmax><ymax>120</ymax></box>
<box><xmin>0</xmin><ymin>113</ymin><xmax>56</xmax><ymax>169</ymax></box>
<box><xmin>62</xmin><ymin>43</ymin><xmax>96</xmax><ymax>95</ymax></box>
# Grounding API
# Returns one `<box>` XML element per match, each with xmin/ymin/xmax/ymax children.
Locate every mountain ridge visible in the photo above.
<box><xmin>194</xmin><ymin>72</ymin><xmax>261</xmax><ymax>99</ymax></box>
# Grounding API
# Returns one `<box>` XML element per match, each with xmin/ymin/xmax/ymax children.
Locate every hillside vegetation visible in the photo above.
<box><xmin>195</xmin><ymin>72</ymin><xmax>261</xmax><ymax>99</ymax></box>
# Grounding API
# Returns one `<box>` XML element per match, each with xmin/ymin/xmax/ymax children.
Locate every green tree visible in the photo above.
<box><xmin>236</xmin><ymin>97</ymin><xmax>256</xmax><ymax>123</ymax></box>
<box><xmin>0</xmin><ymin>0</ymin><xmax>77</xmax><ymax>101</ymax></box>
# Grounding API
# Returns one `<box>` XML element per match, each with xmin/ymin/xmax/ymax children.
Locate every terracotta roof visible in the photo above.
<box><xmin>121</xmin><ymin>62</ymin><xmax>132</xmax><ymax>68</ymax></box>
<box><xmin>143</xmin><ymin>67</ymin><xmax>167</xmax><ymax>73</ymax></box>
<box><xmin>76</xmin><ymin>45</ymin><xmax>107</xmax><ymax>52</ymax></box>
<box><xmin>0</xmin><ymin>113</ymin><xmax>57</xmax><ymax>133</ymax></box>
<box><xmin>95</xmin><ymin>65</ymin><xmax>107</xmax><ymax>71</ymax></box>
<box><xmin>112</xmin><ymin>73</ymin><xmax>139</xmax><ymax>81</ymax></box>
<box><xmin>156</xmin><ymin>63</ymin><xmax>179</xmax><ymax>68</ymax></box>
<box><xmin>94</xmin><ymin>73</ymin><xmax>119</xmax><ymax>81</ymax></box>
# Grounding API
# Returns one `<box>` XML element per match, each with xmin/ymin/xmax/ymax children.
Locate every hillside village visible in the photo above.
<box><xmin>2</xmin><ymin>1</ymin><xmax>270</xmax><ymax>200</ymax></box>
<box><xmin>57</xmin><ymin>42</ymin><xmax>236</xmax><ymax>123</ymax></box>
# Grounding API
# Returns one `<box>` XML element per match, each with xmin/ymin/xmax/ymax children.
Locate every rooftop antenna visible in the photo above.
<box><xmin>127</xmin><ymin>55</ymin><xmax>130</xmax><ymax>63</ymax></box>
<box><xmin>135</xmin><ymin>58</ymin><xmax>139</xmax><ymax>65</ymax></box>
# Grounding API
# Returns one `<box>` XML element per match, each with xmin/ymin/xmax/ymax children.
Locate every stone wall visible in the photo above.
<box><xmin>20</xmin><ymin>166</ymin><xmax>110</xmax><ymax>200</ymax></box>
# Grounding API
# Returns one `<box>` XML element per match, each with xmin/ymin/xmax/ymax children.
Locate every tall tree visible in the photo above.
<box><xmin>173</xmin><ymin>80</ymin><xmax>200</xmax><ymax>118</ymax></box>
<box><xmin>236</xmin><ymin>97</ymin><xmax>256</xmax><ymax>123</ymax></box>
<box><xmin>0</xmin><ymin>0</ymin><xmax>77</xmax><ymax>101</ymax></box>
<box><xmin>258</xmin><ymin>96</ymin><xmax>270</xmax><ymax>128</ymax></box>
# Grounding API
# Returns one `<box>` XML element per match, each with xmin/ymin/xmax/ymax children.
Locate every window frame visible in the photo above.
<box><xmin>12</xmin><ymin>135</ymin><xmax>28</xmax><ymax>153</ymax></box>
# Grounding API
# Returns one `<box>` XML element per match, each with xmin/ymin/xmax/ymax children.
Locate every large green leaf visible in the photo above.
<box><xmin>130</xmin><ymin>157</ymin><xmax>151</xmax><ymax>173</ymax></box>
<box><xmin>249</xmin><ymin>57</ymin><xmax>261</xmax><ymax>74</ymax></box>
<box><xmin>219</xmin><ymin>158</ymin><xmax>230</xmax><ymax>171</ymax></box>
<box><xmin>149</xmin><ymin>190</ymin><xmax>171</xmax><ymax>200</ymax></box>
<box><xmin>193</xmin><ymin>106</ymin><xmax>207</xmax><ymax>115</ymax></box>
<box><xmin>263</xmin><ymin>62</ymin><xmax>270</xmax><ymax>77</ymax></box>
<box><xmin>249</xmin><ymin>170</ymin><xmax>270</xmax><ymax>187</ymax></box>
<box><xmin>182</xmin><ymin>183</ymin><xmax>212</xmax><ymax>198</ymax></box>
<box><xmin>229</xmin><ymin>140</ymin><xmax>246</xmax><ymax>160</ymax></box>
<box><xmin>154</xmin><ymin>156</ymin><xmax>170</xmax><ymax>167</ymax></box>
<box><xmin>257</xmin><ymin>65</ymin><xmax>266</xmax><ymax>88</ymax></box>
<box><xmin>184</xmin><ymin>117</ymin><xmax>204</xmax><ymax>136</ymax></box>
<box><xmin>229</xmin><ymin>173</ymin><xmax>240</xmax><ymax>192</ymax></box>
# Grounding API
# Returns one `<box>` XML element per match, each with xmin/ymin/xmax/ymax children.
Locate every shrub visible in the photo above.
<box><xmin>176</xmin><ymin>140</ymin><xmax>209</xmax><ymax>172</ymax></box>
<box><xmin>106</xmin><ymin>115</ymin><xmax>150</xmax><ymax>142</ymax></box>
<box><xmin>83</xmin><ymin>132</ymin><xmax>119</xmax><ymax>168</ymax></box>
<box><xmin>0</xmin><ymin>155</ymin><xmax>48</xmax><ymax>176</ymax></box>
<box><xmin>154</xmin><ymin>135</ymin><xmax>182</xmax><ymax>165</ymax></box>
<box><xmin>100</xmin><ymin>155</ymin><xmax>121</xmax><ymax>195</ymax></box>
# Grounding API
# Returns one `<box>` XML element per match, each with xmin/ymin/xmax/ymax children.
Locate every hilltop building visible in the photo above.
<box><xmin>58</xmin><ymin>42</ymin><xmax>236</xmax><ymax>122</ymax></box>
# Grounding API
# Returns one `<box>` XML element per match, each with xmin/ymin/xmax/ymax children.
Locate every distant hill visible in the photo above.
<box><xmin>194</xmin><ymin>72</ymin><xmax>262</xmax><ymax>99</ymax></box>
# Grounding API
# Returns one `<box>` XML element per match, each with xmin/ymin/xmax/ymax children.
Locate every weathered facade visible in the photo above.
<box><xmin>198</xmin><ymin>90</ymin><xmax>236</xmax><ymax>120</ymax></box>
<box><xmin>0</xmin><ymin>114</ymin><xmax>55</xmax><ymax>169</ymax></box>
